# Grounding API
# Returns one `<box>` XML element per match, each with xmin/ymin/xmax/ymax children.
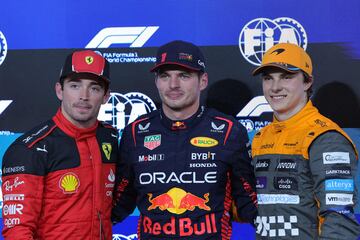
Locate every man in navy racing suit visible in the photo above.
<box><xmin>112</xmin><ymin>40</ymin><xmax>257</xmax><ymax>239</ymax></box>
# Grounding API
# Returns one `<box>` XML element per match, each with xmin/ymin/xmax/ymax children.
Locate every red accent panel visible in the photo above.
<box><xmin>220</xmin><ymin>172</ymin><xmax>232</xmax><ymax>240</ymax></box>
<box><xmin>28</xmin><ymin>125</ymin><xmax>57</xmax><ymax>148</ymax></box>
<box><xmin>131</xmin><ymin>117</ymin><xmax>149</xmax><ymax>146</ymax></box>
<box><xmin>215</xmin><ymin>117</ymin><xmax>233</xmax><ymax>145</ymax></box>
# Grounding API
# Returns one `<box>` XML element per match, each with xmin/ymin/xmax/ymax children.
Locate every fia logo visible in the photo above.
<box><xmin>0</xmin><ymin>31</ymin><xmax>7</xmax><ymax>66</ymax></box>
<box><xmin>98</xmin><ymin>92</ymin><xmax>156</xmax><ymax>139</ymax></box>
<box><xmin>239</xmin><ymin>17</ymin><xmax>307</xmax><ymax>66</ymax></box>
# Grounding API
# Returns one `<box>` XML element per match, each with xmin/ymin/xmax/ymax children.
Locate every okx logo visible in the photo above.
<box><xmin>239</xmin><ymin>17</ymin><xmax>307</xmax><ymax>66</ymax></box>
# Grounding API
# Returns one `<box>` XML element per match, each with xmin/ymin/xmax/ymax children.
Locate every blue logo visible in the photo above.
<box><xmin>0</xmin><ymin>31</ymin><xmax>8</xmax><ymax>66</ymax></box>
<box><xmin>325</xmin><ymin>179</ymin><xmax>354</xmax><ymax>191</ymax></box>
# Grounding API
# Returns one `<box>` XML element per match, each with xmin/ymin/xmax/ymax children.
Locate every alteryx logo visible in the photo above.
<box><xmin>239</xmin><ymin>17</ymin><xmax>307</xmax><ymax>66</ymax></box>
<box><xmin>98</xmin><ymin>92</ymin><xmax>156</xmax><ymax>139</ymax></box>
<box><xmin>86</xmin><ymin>26</ymin><xmax>159</xmax><ymax>48</ymax></box>
<box><xmin>325</xmin><ymin>179</ymin><xmax>354</xmax><ymax>192</ymax></box>
<box><xmin>236</xmin><ymin>96</ymin><xmax>272</xmax><ymax>132</ymax></box>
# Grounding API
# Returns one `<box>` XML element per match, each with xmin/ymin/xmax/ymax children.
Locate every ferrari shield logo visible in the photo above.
<box><xmin>102</xmin><ymin>143</ymin><xmax>112</xmax><ymax>160</ymax></box>
<box><xmin>144</xmin><ymin>134</ymin><xmax>161</xmax><ymax>150</ymax></box>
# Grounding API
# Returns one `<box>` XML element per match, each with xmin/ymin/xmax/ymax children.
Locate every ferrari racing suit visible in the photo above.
<box><xmin>2</xmin><ymin>109</ymin><xmax>118</xmax><ymax>239</ymax></box>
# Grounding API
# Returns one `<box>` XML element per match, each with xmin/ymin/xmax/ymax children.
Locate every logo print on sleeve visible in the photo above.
<box><xmin>325</xmin><ymin>166</ymin><xmax>351</xmax><ymax>177</ymax></box>
<box><xmin>325</xmin><ymin>179</ymin><xmax>354</xmax><ymax>192</ymax></box>
<box><xmin>323</xmin><ymin>152</ymin><xmax>350</xmax><ymax>164</ymax></box>
<box><xmin>59</xmin><ymin>172</ymin><xmax>80</xmax><ymax>194</ymax></box>
<box><xmin>102</xmin><ymin>142</ymin><xmax>112</xmax><ymax>160</ymax></box>
<box><xmin>144</xmin><ymin>134</ymin><xmax>161</xmax><ymax>150</ymax></box>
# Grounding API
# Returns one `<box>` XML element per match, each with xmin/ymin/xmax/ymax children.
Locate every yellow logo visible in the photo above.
<box><xmin>85</xmin><ymin>56</ymin><xmax>94</xmax><ymax>64</ymax></box>
<box><xmin>147</xmin><ymin>187</ymin><xmax>211</xmax><ymax>215</ymax></box>
<box><xmin>190</xmin><ymin>137</ymin><xmax>218</xmax><ymax>147</ymax></box>
<box><xmin>102</xmin><ymin>143</ymin><xmax>112</xmax><ymax>160</ymax></box>
<box><xmin>59</xmin><ymin>172</ymin><xmax>80</xmax><ymax>194</ymax></box>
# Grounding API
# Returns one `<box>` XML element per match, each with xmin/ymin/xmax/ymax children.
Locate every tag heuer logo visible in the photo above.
<box><xmin>144</xmin><ymin>134</ymin><xmax>161</xmax><ymax>150</ymax></box>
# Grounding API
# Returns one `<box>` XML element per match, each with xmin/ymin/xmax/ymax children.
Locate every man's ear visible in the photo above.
<box><xmin>55</xmin><ymin>82</ymin><xmax>63</xmax><ymax>101</ymax></box>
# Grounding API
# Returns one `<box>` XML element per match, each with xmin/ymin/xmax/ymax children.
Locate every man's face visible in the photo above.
<box><xmin>55</xmin><ymin>77</ymin><xmax>109</xmax><ymax>128</ymax></box>
<box><xmin>155</xmin><ymin>66</ymin><xmax>208</xmax><ymax>119</ymax></box>
<box><xmin>262</xmin><ymin>69</ymin><xmax>312</xmax><ymax>121</ymax></box>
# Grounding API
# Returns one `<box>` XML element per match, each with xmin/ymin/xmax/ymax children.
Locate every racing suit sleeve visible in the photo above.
<box><xmin>111</xmin><ymin>127</ymin><xmax>137</xmax><ymax>224</ymax></box>
<box><xmin>309</xmin><ymin>131</ymin><xmax>360</xmax><ymax>240</ymax></box>
<box><xmin>230</xmin><ymin>124</ymin><xmax>258</xmax><ymax>224</ymax></box>
<box><xmin>2</xmin><ymin>143</ymin><xmax>45</xmax><ymax>239</ymax></box>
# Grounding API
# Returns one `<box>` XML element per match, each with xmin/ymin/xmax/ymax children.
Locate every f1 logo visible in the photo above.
<box><xmin>236</xmin><ymin>96</ymin><xmax>272</xmax><ymax>117</ymax></box>
<box><xmin>85</xmin><ymin>26</ymin><xmax>159</xmax><ymax>48</ymax></box>
<box><xmin>0</xmin><ymin>100</ymin><xmax>12</xmax><ymax>115</ymax></box>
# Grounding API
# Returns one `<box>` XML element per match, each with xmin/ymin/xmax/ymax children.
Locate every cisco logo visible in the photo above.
<box><xmin>98</xmin><ymin>92</ymin><xmax>156</xmax><ymax>138</ymax></box>
<box><xmin>239</xmin><ymin>17</ymin><xmax>307</xmax><ymax>66</ymax></box>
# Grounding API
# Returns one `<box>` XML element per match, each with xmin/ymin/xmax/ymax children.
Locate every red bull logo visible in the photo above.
<box><xmin>143</xmin><ymin>213</ymin><xmax>217</xmax><ymax>236</ymax></box>
<box><xmin>147</xmin><ymin>187</ymin><xmax>211</xmax><ymax>214</ymax></box>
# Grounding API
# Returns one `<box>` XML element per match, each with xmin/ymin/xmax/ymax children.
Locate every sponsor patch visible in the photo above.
<box><xmin>325</xmin><ymin>179</ymin><xmax>354</xmax><ymax>192</ymax></box>
<box><xmin>59</xmin><ymin>172</ymin><xmax>80</xmax><ymax>194</ymax></box>
<box><xmin>323</xmin><ymin>152</ymin><xmax>350</xmax><ymax>164</ymax></box>
<box><xmin>191</xmin><ymin>152</ymin><xmax>216</xmax><ymax>161</ymax></box>
<box><xmin>3</xmin><ymin>194</ymin><xmax>25</xmax><ymax>201</ymax></box>
<box><xmin>144</xmin><ymin>134</ymin><xmax>161</xmax><ymax>150</ymax></box>
<box><xmin>102</xmin><ymin>143</ymin><xmax>112</xmax><ymax>160</ymax></box>
<box><xmin>3</xmin><ymin>177</ymin><xmax>25</xmax><ymax>192</ymax></box>
<box><xmin>257</xmin><ymin>194</ymin><xmax>300</xmax><ymax>204</ymax></box>
<box><xmin>3</xmin><ymin>204</ymin><xmax>23</xmax><ymax>216</ymax></box>
<box><xmin>326</xmin><ymin>193</ymin><xmax>353</xmax><ymax>205</ymax></box>
<box><xmin>274</xmin><ymin>177</ymin><xmax>298</xmax><ymax>191</ymax></box>
<box><xmin>256</xmin><ymin>177</ymin><xmax>267</xmax><ymax>189</ymax></box>
<box><xmin>190</xmin><ymin>137</ymin><xmax>218</xmax><ymax>148</ymax></box>
<box><xmin>276</xmin><ymin>159</ymin><xmax>297</xmax><ymax>172</ymax></box>
<box><xmin>255</xmin><ymin>159</ymin><xmax>270</xmax><ymax>172</ymax></box>
<box><xmin>3</xmin><ymin>166</ymin><xmax>25</xmax><ymax>174</ymax></box>
<box><xmin>139</xmin><ymin>154</ymin><xmax>165</xmax><ymax>162</ymax></box>
<box><xmin>326</xmin><ymin>166</ymin><xmax>351</xmax><ymax>177</ymax></box>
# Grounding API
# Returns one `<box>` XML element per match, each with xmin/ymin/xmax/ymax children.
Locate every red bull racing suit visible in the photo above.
<box><xmin>252</xmin><ymin>101</ymin><xmax>360</xmax><ymax>239</ymax></box>
<box><xmin>2</xmin><ymin>109</ymin><xmax>118</xmax><ymax>239</ymax></box>
<box><xmin>112</xmin><ymin>106</ymin><xmax>257</xmax><ymax>239</ymax></box>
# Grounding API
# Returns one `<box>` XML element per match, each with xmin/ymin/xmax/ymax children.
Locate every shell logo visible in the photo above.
<box><xmin>190</xmin><ymin>137</ymin><xmax>218</xmax><ymax>147</ymax></box>
<box><xmin>59</xmin><ymin>172</ymin><xmax>80</xmax><ymax>194</ymax></box>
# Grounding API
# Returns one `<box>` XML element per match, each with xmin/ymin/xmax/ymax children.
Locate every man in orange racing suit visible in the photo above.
<box><xmin>112</xmin><ymin>40</ymin><xmax>257</xmax><ymax>239</ymax></box>
<box><xmin>251</xmin><ymin>43</ymin><xmax>360</xmax><ymax>239</ymax></box>
<box><xmin>2</xmin><ymin>50</ymin><xmax>118</xmax><ymax>239</ymax></box>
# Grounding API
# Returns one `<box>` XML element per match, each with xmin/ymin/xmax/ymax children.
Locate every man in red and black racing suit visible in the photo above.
<box><xmin>112</xmin><ymin>40</ymin><xmax>257</xmax><ymax>239</ymax></box>
<box><xmin>2</xmin><ymin>50</ymin><xmax>118</xmax><ymax>240</ymax></box>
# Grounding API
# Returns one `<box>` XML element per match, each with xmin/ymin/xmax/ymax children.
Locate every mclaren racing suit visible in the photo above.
<box><xmin>252</xmin><ymin>101</ymin><xmax>360</xmax><ymax>239</ymax></box>
<box><xmin>112</xmin><ymin>106</ymin><xmax>257</xmax><ymax>239</ymax></box>
<box><xmin>2</xmin><ymin>109</ymin><xmax>118</xmax><ymax>240</ymax></box>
